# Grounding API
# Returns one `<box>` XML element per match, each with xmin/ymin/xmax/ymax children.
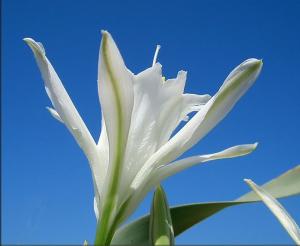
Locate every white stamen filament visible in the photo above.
<box><xmin>152</xmin><ymin>45</ymin><xmax>161</xmax><ymax>67</ymax></box>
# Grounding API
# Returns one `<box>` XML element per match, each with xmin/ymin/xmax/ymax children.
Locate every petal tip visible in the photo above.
<box><xmin>23</xmin><ymin>37</ymin><xmax>36</xmax><ymax>48</ymax></box>
<box><xmin>23</xmin><ymin>37</ymin><xmax>45</xmax><ymax>55</ymax></box>
<box><xmin>178</xmin><ymin>70</ymin><xmax>187</xmax><ymax>77</ymax></box>
<box><xmin>244</xmin><ymin>178</ymin><xmax>251</xmax><ymax>182</ymax></box>
<box><xmin>253</xmin><ymin>142</ymin><xmax>259</xmax><ymax>149</ymax></box>
<box><xmin>23</xmin><ymin>37</ymin><xmax>33</xmax><ymax>43</ymax></box>
<box><xmin>101</xmin><ymin>30</ymin><xmax>111</xmax><ymax>40</ymax></box>
<box><xmin>245</xmin><ymin>58</ymin><xmax>263</xmax><ymax>70</ymax></box>
<box><xmin>244</xmin><ymin>179</ymin><xmax>256</xmax><ymax>188</ymax></box>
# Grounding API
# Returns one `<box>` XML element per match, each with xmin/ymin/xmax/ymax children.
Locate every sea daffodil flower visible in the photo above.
<box><xmin>24</xmin><ymin>31</ymin><xmax>262</xmax><ymax>244</ymax></box>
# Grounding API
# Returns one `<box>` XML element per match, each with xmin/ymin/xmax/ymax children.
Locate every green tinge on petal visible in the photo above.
<box><xmin>95</xmin><ymin>31</ymin><xmax>134</xmax><ymax>245</ymax></box>
<box><xmin>245</xmin><ymin>179</ymin><xmax>300</xmax><ymax>245</ymax></box>
<box><xmin>183</xmin><ymin>59</ymin><xmax>263</xmax><ymax>152</ymax></box>
<box><xmin>132</xmin><ymin>143</ymin><xmax>257</xmax><ymax>192</ymax></box>
<box><xmin>150</xmin><ymin>185</ymin><xmax>174</xmax><ymax>246</ymax></box>
<box><xmin>133</xmin><ymin>59</ymin><xmax>262</xmax><ymax>191</ymax></box>
<box><xmin>159</xmin><ymin>143</ymin><xmax>258</xmax><ymax>180</ymax></box>
<box><xmin>124</xmin><ymin>143</ymin><xmax>258</xmax><ymax>231</ymax></box>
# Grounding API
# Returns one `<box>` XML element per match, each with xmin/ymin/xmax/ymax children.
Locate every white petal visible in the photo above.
<box><xmin>179</xmin><ymin>59</ymin><xmax>262</xmax><ymax>152</ymax></box>
<box><xmin>135</xmin><ymin>59</ymin><xmax>262</xmax><ymax>183</ymax></box>
<box><xmin>178</xmin><ymin>93</ymin><xmax>211</xmax><ymax>122</ymax></box>
<box><xmin>118</xmin><ymin>64</ymin><xmax>164</xmax><ymax>203</ymax></box>
<box><xmin>158</xmin><ymin>143</ymin><xmax>258</xmax><ymax>179</ymax></box>
<box><xmin>118</xmin><ymin>66</ymin><xmax>210</xmax><ymax>203</ymax></box>
<box><xmin>157</xmin><ymin>92</ymin><xmax>211</xmax><ymax>147</ymax></box>
<box><xmin>24</xmin><ymin>38</ymin><xmax>97</xmax><ymax>162</ymax></box>
<box><xmin>97</xmin><ymin>31</ymin><xmax>134</xmax><ymax>213</ymax></box>
<box><xmin>245</xmin><ymin>179</ymin><xmax>300</xmax><ymax>245</ymax></box>
<box><xmin>133</xmin><ymin>143</ymin><xmax>258</xmax><ymax>189</ymax></box>
<box><xmin>123</xmin><ymin>143</ymin><xmax>257</xmax><ymax>223</ymax></box>
<box><xmin>46</xmin><ymin>107</ymin><xmax>63</xmax><ymax>123</ymax></box>
<box><xmin>95</xmin><ymin>115</ymin><xmax>109</xmax><ymax>197</ymax></box>
<box><xmin>25</xmin><ymin>38</ymin><xmax>104</xmax><ymax>221</ymax></box>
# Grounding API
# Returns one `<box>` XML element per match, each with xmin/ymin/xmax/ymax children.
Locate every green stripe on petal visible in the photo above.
<box><xmin>95</xmin><ymin>31</ymin><xmax>134</xmax><ymax>245</ymax></box>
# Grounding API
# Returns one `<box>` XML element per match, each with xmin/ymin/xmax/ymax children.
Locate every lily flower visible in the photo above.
<box><xmin>24</xmin><ymin>31</ymin><xmax>262</xmax><ymax>244</ymax></box>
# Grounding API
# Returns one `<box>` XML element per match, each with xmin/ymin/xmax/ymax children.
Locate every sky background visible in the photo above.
<box><xmin>2</xmin><ymin>0</ymin><xmax>300</xmax><ymax>244</ymax></box>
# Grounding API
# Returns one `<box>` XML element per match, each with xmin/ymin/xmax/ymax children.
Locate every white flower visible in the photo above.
<box><xmin>24</xmin><ymin>31</ymin><xmax>262</xmax><ymax>244</ymax></box>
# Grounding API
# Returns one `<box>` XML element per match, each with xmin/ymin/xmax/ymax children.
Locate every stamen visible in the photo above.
<box><xmin>152</xmin><ymin>45</ymin><xmax>161</xmax><ymax>67</ymax></box>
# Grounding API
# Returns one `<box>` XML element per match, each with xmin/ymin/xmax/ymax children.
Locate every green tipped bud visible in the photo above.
<box><xmin>149</xmin><ymin>185</ymin><xmax>174</xmax><ymax>246</ymax></box>
<box><xmin>83</xmin><ymin>240</ymin><xmax>88</xmax><ymax>246</ymax></box>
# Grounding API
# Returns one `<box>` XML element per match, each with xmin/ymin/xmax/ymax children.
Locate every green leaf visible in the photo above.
<box><xmin>149</xmin><ymin>185</ymin><xmax>174</xmax><ymax>246</ymax></box>
<box><xmin>112</xmin><ymin>165</ymin><xmax>300</xmax><ymax>245</ymax></box>
<box><xmin>244</xmin><ymin>179</ymin><xmax>300</xmax><ymax>244</ymax></box>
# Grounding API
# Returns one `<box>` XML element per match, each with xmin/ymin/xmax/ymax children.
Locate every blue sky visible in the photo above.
<box><xmin>2</xmin><ymin>0</ymin><xmax>300</xmax><ymax>244</ymax></box>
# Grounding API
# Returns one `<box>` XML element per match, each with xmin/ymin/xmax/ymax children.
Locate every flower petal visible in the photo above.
<box><xmin>96</xmin><ymin>31</ymin><xmax>134</xmax><ymax>219</ymax></box>
<box><xmin>46</xmin><ymin>107</ymin><xmax>63</xmax><ymax>123</ymax></box>
<box><xmin>135</xmin><ymin>59</ymin><xmax>262</xmax><ymax>184</ymax></box>
<box><xmin>158</xmin><ymin>143</ymin><xmax>258</xmax><ymax>179</ymax></box>
<box><xmin>133</xmin><ymin>143</ymin><xmax>258</xmax><ymax>189</ymax></box>
<box><xmin>177</xmin><ymin>58</ymin><xmax>262</xmax><ymax>154</ymax></box>
<box><xmin>118</xmin><ymin>65</ymin><xmax>210</xmax><ymax>204</ymax></box>
<box><xmin>121</xmin><ymin>143</ymin><xmax>257</xmax><ymax>225</ymax></box>
<box><xmin>24</xmin><ymin>38</ymin><xmax>97</xmax><ymax>162</ymax></box>
<box><xmin>244</xmin><ymin>179</ymin><xmax>300</xmax><ymax>245</ymax></box>
<box><xmin>24</xmin><ymin>38</ymin><xmax>106</xmax><ymax>221</ymax></box>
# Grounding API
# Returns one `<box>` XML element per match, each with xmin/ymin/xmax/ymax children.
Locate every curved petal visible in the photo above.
<box><xmin>24</xmin><ymin>38</ymin><xmax>98</xmax><ymax>163</ymax></box>
<box><xmin>24</xmin><ymin>38</ymin><xmax>105</xmax><ymax>221</ymax></box>
<box><xmin>96</xmin><ymin>31</ymin><xmax>134</xmax><ymax>228</ymax></box>
<box><xmin>170</xmin><ymin>58</ymin><xmax>263</xmax><ymax>159</ymax></box>
<box><xmin>122</xmin><ymin>143</ymin><xmax>257</xmax><ymax>225</ymax></box>
<box><xmin>133</xmin><ymin>143</ymin><xmax>258</xmax><ymax>190</ymax></box>
<box><xmin>157</xmin><ymin>143</ymin><xmax>258</xmax><ymax>180</ymax></box>
<box><xmin>245</xmin><ymin>179</ymin><xmax>300</xmax><ymax>245</ymax></box>
<box><xmin>134</xmin><ymin>59</ymin><xmax>263</xmax><ymax>186</ymax></box>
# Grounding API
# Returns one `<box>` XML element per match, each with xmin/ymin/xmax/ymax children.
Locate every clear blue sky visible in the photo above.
<box><xmin>2</xmin><ymin>0</ymin><xmax>300</xmax><ymax>244</ymax></box>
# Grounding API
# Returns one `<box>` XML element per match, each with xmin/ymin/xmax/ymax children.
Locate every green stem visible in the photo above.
<box><xmin>94</xmin><ymin>197</ymin><xmax>116</xmax><ymax>245</ymax></box>
<box><xmin>95</xmin><ymin>198</ymin><xmax>130</xmax><ymax>245</ymax></box>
